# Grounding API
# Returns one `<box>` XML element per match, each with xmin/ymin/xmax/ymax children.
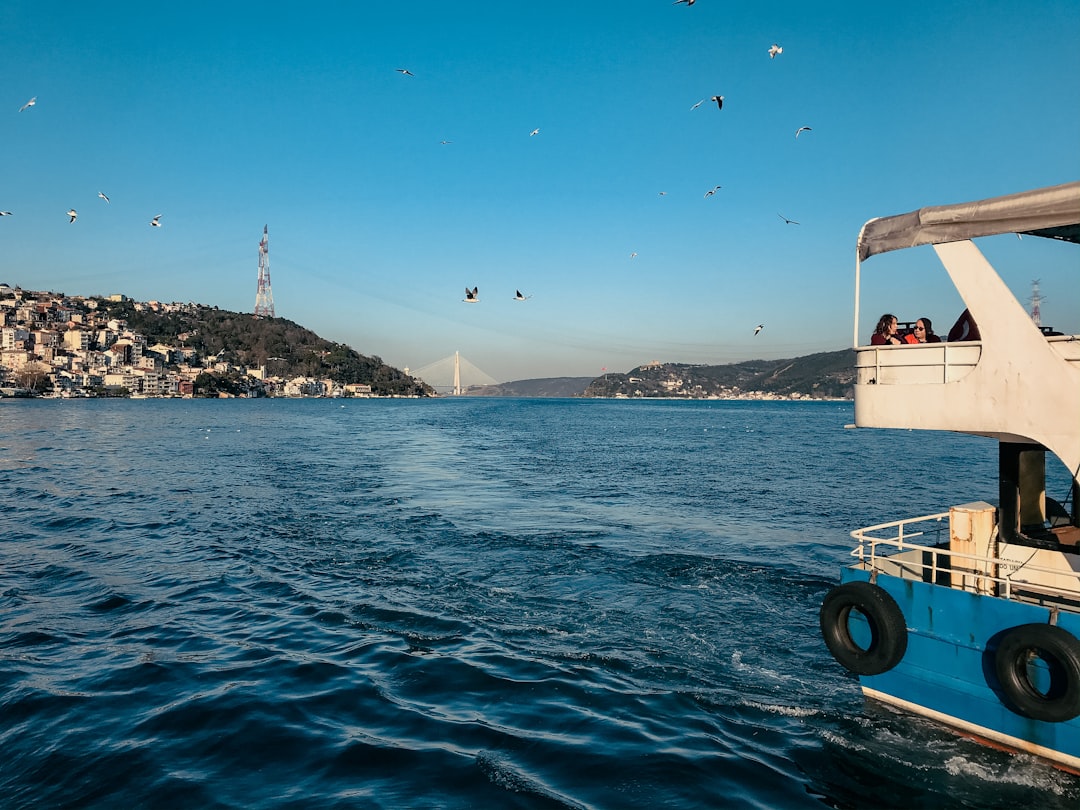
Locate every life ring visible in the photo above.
<box><xmin>820</xmin><ymin>581</ymin><xmax>908</xmax><ymax>676</ymax></box>
<box><xmin>993</xmin><ymin>623</ymin><xmax>1080</xmax><ymax>723</ymax></box>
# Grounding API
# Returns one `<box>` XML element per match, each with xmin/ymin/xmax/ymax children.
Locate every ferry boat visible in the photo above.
<box><xmin>820</xmin><ymin>181</ymin><xmax>1080</xmax><ymax>771</ymax></box>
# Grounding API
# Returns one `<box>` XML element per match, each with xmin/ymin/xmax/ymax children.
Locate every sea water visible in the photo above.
<box><xmin>0</xmin><ymin>398</ymin><xmax>1077</xmax><ymax>809</ymax></box>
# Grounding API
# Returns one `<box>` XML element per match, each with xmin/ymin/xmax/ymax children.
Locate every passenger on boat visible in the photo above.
<box><xmin>870</xmin><ymin>313</ymin><xmax>905</xmax><ymax>346</ymax></box>
<box><xmin>947</xmin><ymin>308</ymin><xmax>981</xmax><ymax>342</ymax></box>
<box><xmin>912</xmin><ymin>318</ymin><xmax>941</xmax><ymax>343</ymax></box>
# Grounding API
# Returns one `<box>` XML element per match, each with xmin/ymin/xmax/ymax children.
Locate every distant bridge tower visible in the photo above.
<box><xmin>1029</xmin><ymin>279</ymin><xmax>1042</xmax><ymax>327</ymax></box>
<box><xmin>254</xmin><ymin>225</ymin><xmax>275</xmax><ymax>318</ymax></box>
<box><xmin>453</xmin><ymin>351</ymin><xmax>461</xmax><ymax>396</ymax></box>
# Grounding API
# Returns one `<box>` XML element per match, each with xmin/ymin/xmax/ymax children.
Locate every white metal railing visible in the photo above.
<box><xmin>849</xmin><ymin>513</ymin><xmax>1080</xmax><ymax>604</ymax></box>
<box><xmin>854</xmin><ymin>343</ymin><xmax>981</xmax><ymax>386</ymax></box>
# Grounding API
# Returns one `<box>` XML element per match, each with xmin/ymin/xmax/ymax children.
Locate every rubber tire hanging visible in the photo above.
<box><xmin>993</xmin><ymin>623</ymin><xmax>1080</xmax><ymax>723</ymax></box>
<box><xmin>820</xmin><ymin>581</ymin><xmax>908</xmax><ymax>676</ymax></box>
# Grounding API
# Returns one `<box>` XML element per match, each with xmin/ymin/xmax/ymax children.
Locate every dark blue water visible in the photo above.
<box><xmin>1</xmin><ymin>398</ymin><xmax>1077</xmax><ymax>809</ymax></box>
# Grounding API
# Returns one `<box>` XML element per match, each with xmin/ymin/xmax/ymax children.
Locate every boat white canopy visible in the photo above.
<box><xmin>857</xmin><ymin>181</ymin><xmax>1080</xmax><ymax>261</ymax></box>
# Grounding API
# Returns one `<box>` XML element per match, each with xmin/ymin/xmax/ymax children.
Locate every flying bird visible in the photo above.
<box><xmin>795</xmin><ymin>126</ymin><xmax>812</xmax><ymax>138</ymax></box>
<box><xmin>778</xmin><ymin>212</ymin><xmax>800</xmax><ymax>225</ymax></box>
<box><xmin>704</xmin><ymin>185</ymin><xmax>721</xmax><ymax>198</ymax></box>
<box><xmin>150</xmin><ymin>215</ymin><xmax>162</xmax><ymax>227</ymax></box>
<box><xmin>673</xmin><ymin>0</ymin><xmax>695</xmax><ymax>5</ymax></box>
<box><xmin>395</xmin><ymin>68</ymin><xmax>414</xmax><ymax>76</ymax></box>
<box><xmin>768</xmin><ymin>44</ymin><xmax>783</xmax><ymax>59</ymax></box>
<box><xmin>690</xmin><ymin>99</ymin><xmax>704</xmax><ymax>110</ymax></box>
<box><xmin>754</xmin><ymin>324</ymin><xmax>764</xmax><ymax>336</ymax></box>
<box><xmin>464</xmin><ymin>286</ymin><xmax>479</xmax><ymax>303</ymax></box>
<box><xmin>0</xmin><ymin>211</ymin><xmax>11</xmax><ymax>216</ymax></box>
<box><xmin>19</xmin><ymin>97</ymin><xmax>36</xmax><ymax>112</ymax></box>
<box><xmin>439</xmin><ymin>140</ymin><xmax>452</xmax><ymax>145</ymax></box>
<box><xmin>513</xmin><ymin>290</ymin><xmax>531</xmax><ymax>301</ymax></box>
<box><xmin>658</xmin><ymin>191</ymin><xmax>668</xmax><ymax>196</ymax></box>
<box><xmin>529</xmin><ymin>128</ymin><xmax>540</xmax><ymax>136</ymax></box>
<box><xmin>66</xmin><ymin>209</ymin><xmax>77</xmax><ymax>223</ymax></box>
<box><xmin>98</xmin><ymin>191</ymin><xmax>110</xmax><ymax>203</ymax></box>
<box><xmin>711</xmin><ymin>95</ymin><xmax>724</xmax><ymax>110</ymax></box>
<box><xmin>630</xmin><ymin>252</ymin><xmax>637</xmax><ymax>259</ymax></box>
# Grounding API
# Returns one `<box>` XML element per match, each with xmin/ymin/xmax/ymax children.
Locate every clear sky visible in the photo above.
<box><xmin>2</xmin><ymin>1</ymin><xmax>1078</xmax><ymax>383</ymax></box>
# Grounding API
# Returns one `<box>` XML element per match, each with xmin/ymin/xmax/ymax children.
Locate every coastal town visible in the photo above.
<box><xmin>0</xmin><ymin>284</ymin><xmax>374</xmax><ymax>398</ymax></box>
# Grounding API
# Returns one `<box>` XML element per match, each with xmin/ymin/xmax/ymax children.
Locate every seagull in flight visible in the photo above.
<box><xmin>439</xmin><ymin>140</ymin><xmax>452</xmax><ymax>145</ymax></box>
<box><xmin>529</xmin><ymin>128</ymin><xmax>540</xmax><ymax>136</ymax></box>
<box><xmin>19</xmin><ymin>97</ymin><xmax>36</xmax><ymax>112</ymax></box>
<box><xmin>704</xmin><ymin>185</ymin><xmax>721</xmax><ymax>198</ymax></box>
<box><xmin>0</xmin><ymin>211</ymin><xmax>11</xmax><ymax>216</ymax></box>
<box><xmin>464</xmin><ymin>286</ymin><xmax>479</xmax><ymax>303</ymax></box>
<box><xmin>711</xmin><ymin>95</ymin><xmax>724</xmax><ymax>110</ymax></box>
<box><xmin>630</xmin><ymin>252</ymin><xmax>638</xmax><ymax>259</ymax></box>
<box><xmin>778</xmin><ymin>212</ymin><xmax>800</xmax><ymax>225</ymax></box>
<box><xmin>690</xmin><ymin>99</ymin><xmax>705</xmax><ymax>110</ymax></box>
<box><xmin>673</xmin><ymin>0</ymin><xmax>695</xmax><ymax>5</ymax></box>
<box><xmin>795</xmin><ymin>126</ymin><xmax>812</xmax><ymax>138</ymax></box>
<box><xmin>513</xmin><ymin>290</ymin><xmax>531</xmax><ymax>301</ymax></box>
<box><xmin>150</xmin><ymin>214</ymin><xmax>162</xmax><ymax>227</ymax></box>
<box><xmin>396</xmin><ymin>68</ymin><xmax>414</xmax><ymax>76</ymax></box>
<box><xmin>66</xmin><ymin>209</ymin><xmax>77</xmax><ymax>223</ymax></box>
<box><xmin>98</xmin><ymin>191</ymin><xmax>110</xmax><ymax>203</ymax></box>
<box><xmin>768</xmin><ymin>44</ymin><xmax>783</xmax><ymax>59</ymax></box>
<box><xmin>754</xmin><ymin>324</ymin><xmax>764</xmax><ymax>336</ymax></box>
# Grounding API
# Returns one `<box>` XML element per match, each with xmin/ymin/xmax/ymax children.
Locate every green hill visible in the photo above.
<box><xmin>94</xmin><ymin>298</ymin><xmax>432</xmax><ymax>397</ymax></box>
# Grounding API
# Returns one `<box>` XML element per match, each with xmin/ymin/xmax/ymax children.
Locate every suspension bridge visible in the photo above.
<box><xmin>409</xmin><ymin>352</ymin><xmax>499</xmax><ymax>395</ymax></box>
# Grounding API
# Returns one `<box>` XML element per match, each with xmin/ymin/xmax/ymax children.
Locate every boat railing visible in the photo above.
<box><xmin>854</xmin><ymin>343</ymin><xmax>982</xmax><ymax>386</ymax></box>
<box><xmin>854</xmin><ymin>334</ymin><xmax>1080</xmax><ymax>387</ymax></box>
<box><xmin>850</xmin><ymin>513</ymin><xmax>1080</xmax><ymax>606</ymax></box>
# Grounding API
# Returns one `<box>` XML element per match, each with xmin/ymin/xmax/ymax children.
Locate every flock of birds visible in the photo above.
<box><xmin>437</xmin><ymin>15</ymin><xmax>792</xmax><ymax>338</ymax></box>
<box><xmin>12</xmin><ymin>8</ymin><xmax>787</xmax><ymax>341</ymax></box>
<box><xmin>4</xmin><ymin>97</ymin><xmax>165</xmax><ymax>227</ymax></box>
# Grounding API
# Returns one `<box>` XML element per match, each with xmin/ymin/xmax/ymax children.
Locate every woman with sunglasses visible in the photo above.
<box><xmin>912</xmin><ymin>317</ymin><xmax>940</xmax><ymax>343</ymax></box>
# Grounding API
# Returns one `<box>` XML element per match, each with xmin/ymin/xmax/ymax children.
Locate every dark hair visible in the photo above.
<box><xmin>875</xmin><ymin>313</ymin><xmax>896</xmax><ymax>336</ymax></box>
<box><xmin>918</xmin><ymin>317</ymin><xmax>933</xmax><ymax>335</ymax></box>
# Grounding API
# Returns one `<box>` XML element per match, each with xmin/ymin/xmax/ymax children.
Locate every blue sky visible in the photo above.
<box><xmin>2</xmin><ymin>1</ymin><xmax>1078</xmax><ymax>383</ymax></box>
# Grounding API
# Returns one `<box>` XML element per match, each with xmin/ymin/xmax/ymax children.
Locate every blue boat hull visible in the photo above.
<box><xmin>841</xmin><ymin>567</ymin><xmax>1080</xmax><ymax>771</ymax></box>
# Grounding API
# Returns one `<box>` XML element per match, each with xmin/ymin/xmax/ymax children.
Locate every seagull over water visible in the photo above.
<box><xmin>464</xmin><ymin>286</ymin><xmax>479</xmax><ymax>303</ymax></box>
<box><xmin>711</xmin><ymin>95</ymin><xmax>724</xmax><ymax>110</ymax></box>
<box><xmin>795</xmin><ymin>126</ymin><xmax>812</xmax><ymax>138</ymax></box>
<box><xmin>67</xmin><ymin>209</ymin><xmax>77</xmax><ymax>223</ymax></box>
<box><xmin>19</xmin><ymin>97</ymin><xmax>36</xmax><ymax>112</ymax></box>
<box><xmin>150</xmin><ymin>214</ymin><xmax>162</xmax><ymax>227</ymax></box>
<box><xmin>768</xmin><ymin>44</ymin><xmax>783</xmax><ymax>59</ymax></box>
<box><xmin>704</xmin><ymin>185</ymin><xmax>721</xmax><ymax>198</ymax></box>
<box><xmin>98</xmin><ymin>191</ymin><xmax>110</xmax><ymax>203</ymax></box>
<box><xmin>754</xmin><ymin>324</ymin><xmax>764</xmax><ymax>335</ymax></box>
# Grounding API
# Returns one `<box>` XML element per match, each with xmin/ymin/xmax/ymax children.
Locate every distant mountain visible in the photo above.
<box><xmin>463</xmin><ymin>351</ymin><xmax>856</xmax><ymax>399</ymax></box>
<box><xmin>467</xmin><ymin>377</ymin><xmax>596</xmax><ymax>398</ymax></box>
<box><xmin>569</xmin><ymin>350</ymin><xmax>854</xmax><ymax>399</ymax></box>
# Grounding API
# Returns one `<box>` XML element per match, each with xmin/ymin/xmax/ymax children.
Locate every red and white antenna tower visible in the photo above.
<box><xmin>254</xmin><ymin>224</ymin><xmax>275</xmax><ymax>318</ymax></box>
<box><xmin>1029</xmin><ymin>279</ymin><xmax>1042</xmax><ymax>327</ymax></box>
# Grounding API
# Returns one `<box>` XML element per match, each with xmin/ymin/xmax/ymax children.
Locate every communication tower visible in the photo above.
<box><xmin>254</xmin><ymin>225</ymin><xmax>275</xmax><ymax>318</ymax></box>
<box><xmin>1029</xmin><ymin>279</ymin><xmax>1042</xmax><ymax>327</ymax></box>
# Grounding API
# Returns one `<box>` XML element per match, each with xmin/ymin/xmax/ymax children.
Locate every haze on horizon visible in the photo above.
<box><xmin>2</xmin><ymin>2</ymin><xmax>1077</xmax><ymax>384</ymax></box>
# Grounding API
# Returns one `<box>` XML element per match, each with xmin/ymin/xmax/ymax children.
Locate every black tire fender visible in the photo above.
<box><xmin>993</xmin><ymin>623</ymin><xmax>1080</xmax><ymax>723</ymax></box>
<box><xmin>820</xmin><ymin>580</ymin><xmax>908</xmax><ymax>676</ymax></box>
